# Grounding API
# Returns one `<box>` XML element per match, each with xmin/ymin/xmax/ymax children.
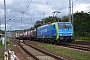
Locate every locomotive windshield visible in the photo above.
<box><xmin>58</xmin><ymin>23</ymin><xmax>71</xmax><ymax>28</ymax></box>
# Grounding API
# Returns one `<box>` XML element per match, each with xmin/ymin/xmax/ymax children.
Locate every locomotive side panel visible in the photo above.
<box><xmin>37</xmin><ymin>25</ymin><xmax>55</xmax><ymax>37</ymax></box>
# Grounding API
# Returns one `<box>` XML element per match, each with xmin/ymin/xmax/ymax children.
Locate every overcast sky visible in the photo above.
<box><xmin>0</xmin><ymin>0</ymin><xmax>90</xmax><ymax>31</ymax></box>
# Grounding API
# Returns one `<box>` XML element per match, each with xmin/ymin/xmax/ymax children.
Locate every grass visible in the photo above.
<box><xmin>0</xmin><ymin>39</ymin><xmax>10</xmax><ymax>60</ymax></box>
<box><xmin>0</xmin><ymin>41</ymin><xmax>4</xmax><ymax>60</ymax></box>
<box><xmin>75</xmin><ymin>37</ymin><xmax>90</xmax><ymax>42</ymax></box>
<box><xmin>37</xmin><ymin>44</ymin><xmax>90</xmax><ymax>60</ymax></box>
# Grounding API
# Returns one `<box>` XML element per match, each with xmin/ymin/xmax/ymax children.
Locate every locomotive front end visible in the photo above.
<box><xmin>58</xmin><ymin>22</ymin><xmax>74</xmax><ymax>43</ymax></box>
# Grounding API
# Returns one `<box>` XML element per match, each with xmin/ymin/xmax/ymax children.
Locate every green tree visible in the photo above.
<box><xmin>73</xmin><ymin>11</ymin><xmax>90</xmax><ymax>37</ymax></box>
<box><xmin>0</xmin><ymin>30</ymin><xmax>5</xmax><ymax>34</ymax></box>
<box><xmin>34</xmin><ymin>16</ymin><xmax>60</xmax><ymax>28</ymax></box>
<box><xmin>62</xmin><ymin>16</ymin><xmax>68</xmax><ymax>22</ymax></box>
<box><xmin>44</xmin><ymin>16</ymin><xmax>54</xmax><ymax>23</ymax></box>
<box><xmin>34</xmin><ymin>20</ymin><xmax>43</xmax><ymax>28</ymax></box>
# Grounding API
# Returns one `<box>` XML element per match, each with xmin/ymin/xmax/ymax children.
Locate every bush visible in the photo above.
<box><xmin>6</xmin><ymin>41</ymin><xmax>10</xmax><ymax>44</ymax></box>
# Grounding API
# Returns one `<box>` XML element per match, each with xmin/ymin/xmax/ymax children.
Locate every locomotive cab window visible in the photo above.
<box><xmin>58</xmin><ymin>24</ymin><xmax>64</xmax><ymax>28</ymax></box>
<box><xmin>65</xmin><ymin>24</ymin><xmax>71</xmax><ymax>28</ymax></box>
<box><xmin>58</xmin><ymin>23</ymin><xmax>71</xmax><ymax>28</ymax></box>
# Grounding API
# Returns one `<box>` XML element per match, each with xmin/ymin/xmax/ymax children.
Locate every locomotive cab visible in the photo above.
<box><xmin>53</xmin><ymin>22</ymin><xmax>74</xmax><ymax>43</ymax></box>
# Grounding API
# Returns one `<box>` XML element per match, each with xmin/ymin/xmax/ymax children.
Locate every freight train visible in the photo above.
<box><xmin>15</xmin><ymin>22</ymin><xmax>74</xmax><ymax>44</ymax></box>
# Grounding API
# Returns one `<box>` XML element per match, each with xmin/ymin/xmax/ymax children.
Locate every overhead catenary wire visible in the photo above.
<box><xmin>8</xmin><ymin>0</ymin><xmax>32</xmax><ymax>21</ymax></box>
<box><xmin>18</xmin><ymin>0</ymin><xmax>33</xmax><ymax>30</ymax></box>
<box><xmin>18</xmin><ymin>0</ymin><xmax>32</xmax><ymax>22</ymax></box>
<box><xmin>26</xmin><ymin>0</ymin><xmax>32</xmax><ymax>12</ymax></box>
<box><xmin>59</xmin><ymin>0</ymin><xmax>78</xmax><ymax>10</ymax></box>
<box><xmin>22</xmin><ymin>0</ymin><xmax>32</xmax><ymax>14</ymax></box>
<box><xmin>58</xmin><ymin>0</ymin><xmax>78</xmax><ymax>22</ymax></box>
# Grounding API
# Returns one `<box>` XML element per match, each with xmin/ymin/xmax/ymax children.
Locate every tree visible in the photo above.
<box><xmin>73</xmin><ymin>11</ymin><xmax>90</xmax><ymax>37</ymax></box>
<box><xmin>34</xmin><ymin>16</ymin><xmax>60</xmax><ymax>28</ymax></box>
<box><xmin>62</xmin><ymin>16</ymin><xmax>68</xmax><ymax>22</ymax></box>
<box><xmin>0</xmin><ymin>30</ymin><xmax>5</xmax><ymax>34</ymax></box>
<box><xmin>34</xmin><ymin>20</ymin><xmax>43</xmax><ymax>28</ymax></box>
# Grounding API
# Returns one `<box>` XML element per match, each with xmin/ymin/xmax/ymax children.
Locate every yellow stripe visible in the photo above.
<box><xmin>53</xmin><ymin>22</ymin><xmax>59</xmax><ymax>40</ymax></box>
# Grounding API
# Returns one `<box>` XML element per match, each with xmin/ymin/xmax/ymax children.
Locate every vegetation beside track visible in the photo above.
<box><xmin>0</xmin><ymin>41</ymin><xmax>4</xmax><ymax>60</ymax></box>
<box><xmin>37</xmin><ymin>43</ymin><xmax>90</xmax><ymax>60</ymax></box>
<box><xmin>75</xmin><ymin>37</ymin><xmax>90</xmax><ymax>42</ymax></box>
<box><xmin>0</xmin><ymin>39</ymin><xmax>11</xmax><ymax>60</ymax></box>
<box><xmin>0</xmin><ymin>39</ymin><xmax>28</xmax><ymax>60</ymax></box>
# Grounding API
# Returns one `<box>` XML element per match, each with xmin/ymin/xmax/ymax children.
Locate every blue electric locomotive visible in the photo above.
<box><xmin>36</xmin><ymin>22</ymin><xmax>74</xmax><ymax>44</ymax></box>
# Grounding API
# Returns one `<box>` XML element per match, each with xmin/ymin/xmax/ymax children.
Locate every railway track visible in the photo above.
<box><xmin>15</xmin><ymin>40</ymin><xmax>65</xmax><ymax>60</ymax></box>
<box><xmin>62</xmin><ymin>43</ymin><xmax>90</xmax><ymax>52</ymax></box>
<box><xmin>25</xmin><ymin>39</ymin><xmax>90</xmax><ymax>53</ymax></box>
<box><xmin>12</xmin><ymin>39</ymin><xmax>90</xmax><ymax>60</ymax></box>
<box><xmin>26</xmin><ymin>40</ymin><xmax>90</xmax><ymax>53</ymax></box>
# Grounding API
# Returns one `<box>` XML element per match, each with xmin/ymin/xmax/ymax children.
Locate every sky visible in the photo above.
<box><xmin>0</xmin><ymin>0</ymin><xmax>90</xmax><ymax>31</ymax></box>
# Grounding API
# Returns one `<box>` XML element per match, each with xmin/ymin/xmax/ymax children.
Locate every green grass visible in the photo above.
<box><xmin>37</xmin><ymin>44</ymin><xmax>90</xmax><ymax>60</ymax></box>
<box><xmin>0</xmin><ymin>41</ymin><xmax>4</xmax><ymax>60</ymax></box>
<box><xmin>0</xmin><ymin>39</ymin><xmax>10</xmax><ymax>60</ymax></box>
<box><xmin>75</xmin><ymin>37</ymin><xmax>90</xmax><ymax>42</ymax></box>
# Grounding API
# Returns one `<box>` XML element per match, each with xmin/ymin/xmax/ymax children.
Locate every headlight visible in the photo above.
<box><xmin>65</xmin><ymin>29</ymin><xmax>66</xmax><ymax>30</ymax></box>
<box><xmin>60</xmin><ymin>34</ymin><xmax>62</xmax><ymax>36</ymax></box>
<box><xmin>71</xmin><ymin>34</ymin><xmax>72</xmax><ymax>35</ymax></box>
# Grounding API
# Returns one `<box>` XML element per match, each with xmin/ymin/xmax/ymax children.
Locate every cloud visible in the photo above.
<box><xmin>36</xmin><ymin>4</ymin><xmax>52</xmax><ymax>12</ymax></box>
<box><xmin>0</xmin><ymin>0</ymin><xmax>13</xmax><ymax>5</ymax></box>
<box><xmin>1</xmin><ymin>24</ymin><xmax>8</xmax><ymax>30</ymax></box>
<box><xmin>6</xmin><ymin>0</ymin><xmax>13</xmax><ymax>5</ymax></box>
<box><xmin>0</xmin><ymin>0</ymin><xmax>90</xmax><ymax>30</ymax></box>
<box><xmin>74</xmin><ymin>3</ymin><xmax>90</xmax><ymax>12</ymax></box>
